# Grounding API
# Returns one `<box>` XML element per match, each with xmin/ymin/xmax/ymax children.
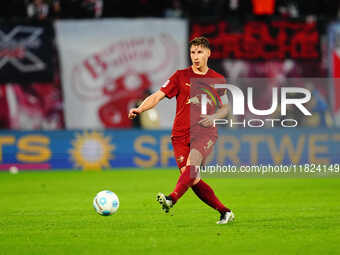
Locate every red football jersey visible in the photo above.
<box><xmin>160</xmin><ymin>67</ymin><xmax>226</xmax><ymax>138</ymax></box>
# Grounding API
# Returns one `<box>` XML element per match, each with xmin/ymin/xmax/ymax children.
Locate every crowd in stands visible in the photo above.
<box><xmin>0</xmin><ymin>0</ymin><xmax>339</xmax><ymax>21</ymax></box>
<box><xmin>0</xmin><ymin>0</ymin><xmax>337</xmax><ymax>129</ymax></box>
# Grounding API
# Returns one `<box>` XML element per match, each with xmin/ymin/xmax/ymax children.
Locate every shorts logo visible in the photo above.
<box><xmin>204</xmin><ymin>139</ymin><xmax>213</xmax><ymax>151</ymax></box>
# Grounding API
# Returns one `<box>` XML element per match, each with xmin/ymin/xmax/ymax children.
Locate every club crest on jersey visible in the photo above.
<box><xmin>177</xmin><ymin>155</ymin><xmax>185</xmax><ymax>163</ymax></box>
<box><xmin>186</xmin><ymin>95</ymin><xmax>212</xmax><ymax>105</ymax></box>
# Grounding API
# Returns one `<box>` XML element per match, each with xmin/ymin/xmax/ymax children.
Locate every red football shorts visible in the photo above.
<box><xmin>171</xmin><ymin>135</ymin><xmax>217</xmax><ymax>169</ymax></box>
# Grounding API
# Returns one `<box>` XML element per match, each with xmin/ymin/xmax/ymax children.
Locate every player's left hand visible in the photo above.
<box><xmin>199</xmin><ymin>114</ymin><xmax>215</xmax><ymax>128</ymax></box>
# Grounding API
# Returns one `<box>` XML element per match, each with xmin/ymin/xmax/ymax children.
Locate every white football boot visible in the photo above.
<box><xmin>156</xmin><ymin>193</ymin><xmax>173</xmax><ymax>213</ymax></box>
<box><xmin>216</xmin><ymin>211</ymin><xmax>235</xmax><ymax>224</ymax></box>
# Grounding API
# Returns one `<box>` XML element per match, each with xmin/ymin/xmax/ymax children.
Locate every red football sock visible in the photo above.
<box><xmin>169</xmin><ymin>165</ymin><xmax>198</xmax><ymax>203</ymax></box>
<box><xmin>192</xmin><ymin>180</ymin><xmax>230</xmax><ymax>213</ymax></box>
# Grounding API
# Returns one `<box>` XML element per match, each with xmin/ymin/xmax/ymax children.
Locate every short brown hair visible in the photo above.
<box><xmin>189</xmin><ymin>36</ymin><xmax>210</xmax><ymax>50</ymax></box>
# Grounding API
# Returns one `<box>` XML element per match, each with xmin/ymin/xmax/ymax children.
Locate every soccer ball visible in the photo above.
<box><xmin>9</xmin><ymin>166</ymin><xmax>19</xmax><ymax>174</ymax></box>
<box><xmin>93</xmin><ymin>190</ymin><xmax>119</xmax><ymax>216</ymax></box>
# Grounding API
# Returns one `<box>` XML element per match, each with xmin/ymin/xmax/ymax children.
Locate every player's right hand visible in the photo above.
<box><xmin>128</xmin><ymin>108</ymin><xmax>141</xmax><ymax>119</ymax></box>
<box><xmin>198</xmin><ymin>114</ymin><xmax>215</xmax><ymax>128</ymax></box>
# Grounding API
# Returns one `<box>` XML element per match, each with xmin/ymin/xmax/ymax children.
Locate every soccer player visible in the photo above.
<box><xmin>128</xmin><ymin>37</ymin><xmax>234</xmax><ymax>224</ymax></box>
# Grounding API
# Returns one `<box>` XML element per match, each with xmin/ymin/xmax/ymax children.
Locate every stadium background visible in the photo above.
<box><xmin>1</xmin><ymin>3</ymin><xmax>340</xmax><ymax>169</ymax></box>
<box><xmin>1</xmin><ymin>2</ymin><xmax>340</xmax><ymax>255</ymax></box>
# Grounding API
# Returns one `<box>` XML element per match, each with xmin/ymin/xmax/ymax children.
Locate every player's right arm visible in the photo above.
<box><xmin>128</xmin><ymin>71</ymin><xmax>179</xmax><ymax>120</ymax></box>
<box><xmin>128</xmin><ymin>90</ymin><xmax>166</xmax><ymax>119</ymax></box>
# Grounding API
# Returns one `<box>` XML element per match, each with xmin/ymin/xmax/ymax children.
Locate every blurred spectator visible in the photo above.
<box><xmin>275</xmin><ymin>0</ymin><xmax>339</xmax><ymax>21</ymax></box>
<box><xmin>276</xmin><ymin>0</ymin><xmax>299</xmax><ymax>18</ymax></box>
<box><xmin>222</xmin><ymin>0</ymin><xmax>252</xmax><ymax>17</ymax></box>
<box><xmin>52</xmin><ymin>0</ymin><xmax>61</xmax><ymax>18</ymax></box>
<box><xmin>81</xmin><ymin>0</ymin><xmax>103</xmax><ymax>18</ymax></box>
<box><xmin>165</xmin><ymin>0</ymin><xmax>183</xmax><ymax>18</ymax></box>
<box><xmin>27</xmin><ymin>0</ymin><xmax>50</xmax><ymax>20</ymax></box>
<box><xmin>2</xmin><ymin>0</ymin><xmax>339</xmax><ymax>21</ymax></box>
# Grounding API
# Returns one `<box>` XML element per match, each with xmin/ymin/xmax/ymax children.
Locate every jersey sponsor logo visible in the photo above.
<box><xmin>203</xmin><ymin>139</ymin><xmax>214</xmax><ymax>151</ymax></box>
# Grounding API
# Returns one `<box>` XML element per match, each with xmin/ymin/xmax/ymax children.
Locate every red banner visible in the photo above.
<box><xmin>190</xmin><ymin>20</ymin><xmax>320</xmax><ymax>60</ymax></box>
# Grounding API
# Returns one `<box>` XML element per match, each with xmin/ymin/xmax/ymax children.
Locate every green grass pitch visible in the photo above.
<box><xmin>1</xmin><ymin>169</ymin><xmax>340</xmax><ymax>255</ymax></box>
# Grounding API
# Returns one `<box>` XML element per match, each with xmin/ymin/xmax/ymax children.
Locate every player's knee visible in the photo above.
<box><xmin>193</xmin><ymin>177</ymin><xmax>200</xmax><ymax>185</ymax></box>
<box><xmin>187</xmin><ymin>149</ymin><xmax>203</xmax><ymax>166</ymax></box>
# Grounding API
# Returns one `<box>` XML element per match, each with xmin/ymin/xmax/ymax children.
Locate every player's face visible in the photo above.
<box><xmin>190</xmin><ymin>45</ymin><xmax>210</xmax><ymax>71</ymax></box>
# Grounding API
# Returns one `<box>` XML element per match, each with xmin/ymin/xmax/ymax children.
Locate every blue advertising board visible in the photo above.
<box><xmin>0</xmin><ymin>129</ymin><xmax>339</xmax><ymax>170</ymax></box>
